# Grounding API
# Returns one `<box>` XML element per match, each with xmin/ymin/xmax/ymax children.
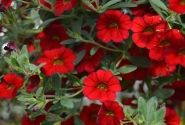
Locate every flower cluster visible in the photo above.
<box><xmin>0</xmin><ymin>0</ymin><xmax>184</xmax><ymax>125</ymax></box>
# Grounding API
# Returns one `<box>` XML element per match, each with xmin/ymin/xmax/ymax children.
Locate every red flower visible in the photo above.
<box><xmin>37</xmin><ymin>47</ymin><xmax>76</xmax><ymax>76</ymax></box>
<box><xmin>39</xmin><ymin>0</ymin><xmax>52</xmax><ymax>10</ymax></box>
<box><xmin>168</xmin><ymin>0</ymin><xmax>185</xmax><ymax>14</ymax></box>
<box><xmin>165</xmin><ymin>38</ymin><xmax>185</xmax><ymax>67</ymax></box>
<box><xmin>61</xmin><ymin>117</ymin><xmax>74</xmax><ymax>125</ymax></box>
<box><xmin>165</xmin><ymin>108</ymin><xmax>180</xmax><ymax>125</ymax></box>
<box><xmin>149</xmin><ymin>29</ymin><xmax>184</xmax><ymax>61</ymax></box>
<box><xmin>1</xmin><ymin>0</ymin><xmax>12</xmax><ymax>10</ymax></box>
<box><xmin>77</xmin><ymin>45</ymin><xmax>105</xmax><ymax>73</ymax></box>
<box><xmin>83</xmin><ymin>70</ymin><xmax>121</xmax><ymax>101</ymax></box>
<box><xmin>37</xmin><ymin>21</ymin><xmax>68</xmax><ymax>51</ymax></box>
<box><xmin>149</xmin><ymin>61</ymin><xmax>176</xmax><ymax>77</ymax></box>
<box><xmin>96</xmin><ymin>10</ymin><xmax>131</xmax><ymax>43</ymax></box>
<box><xmin>27</xmin><ymin>75</ymin><xmax>40</xmax><ymax>93</ymax></box>
<box><xmin>21</xmin><ymin>114</ymin><xmax>45</xmax><ymax>125</ymax></box>
<box><xmin>131</xmin><ymin>14</ymin><xmax>168</xmax><ymax>49</ymax></box>
<box><xmin>54</xmin><ymin>0</ymin><xmax>77</xmax><ymax>16</ymax></box>
<box><xmin>80</xmin><ymin>104</ymin><xmax>101</xmax><ymax>125</ymax></box>
<box><xmin>98</xmin><ymin>101</ymin><xmax>124</xmax><ymax>125</ymax></box>
<box><xmin>165</xmin><ymin>80</ymin><xmax>185</xmax><ymax>101</ymax></box>
<box><xmin>0</xmin><ymin>73</ymin><xmax>23</xmax><ymax>99</ymax></box>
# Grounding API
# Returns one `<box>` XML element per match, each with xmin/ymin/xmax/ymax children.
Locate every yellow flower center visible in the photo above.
<box><xmin>106</xmin><ymin>111</ymin><xmax>114</xmax><ymax>116</ymax></box>
<box><xmin>180</xmin><ymin>0</ymin><xmax>185</xmax><ymax>5</ymax></box>
<box><xmin>97</xmin><ymin>83</ymin><xmax>107</xmax><ymax>91</ymax></box>
<box><xmin>53</xmin><ymin>59</ymin><xmax>64</xmax><ymax>65</ymax></box>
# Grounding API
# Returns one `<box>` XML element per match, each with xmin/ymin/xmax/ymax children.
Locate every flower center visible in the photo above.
<box><xmin>106</xmin><ymin>111</ymin><xmax>114</xmax><ymax>116</ymax></box>
<box><xmin>97</xmin><ymin>83</ymin><xmax>107</xmax><ymax>91</ymax></box>
<box><xmin>144</xmin><ymin>27</ymin><xmax>154</xmax><ymax>33</ymax></box>
<box><xmin>6</xmin><ymin>83</ymin><xmax>15</xmax><ymax>89</ymax></box>
<box><xmin>63</xmin><ymin>0</ymin><xmax>71</xmax><ymax>3</ymax></box>
<box><xmin>159</xmin><ymin>40</ymin><xmax>170</xmax><ymax>47</ymax></box>
<box><xmin>108</xmin><ymin>22</ymin><xmax>119</xmax><ymax>29</ymax></box>
<box><xmin>178</xmin><ymin>48</ymin><xmax>185</xmax><ymax>56</ymax></box>
<box><xmin>52</xmin><ymin>36</ymin><xmax>60</xmax><ymax>41</ymax></box>
<box><xmin>90</xmin><ymin>113</ymin><xmax>97</xmax><ymax>120</ymax></box>
<box><xmin>180</xmin><ymin>0</ymin><xmax>185</xmax><ymax>5</ymax></box>
<box><xmin>53</xmin><ymin>59</ymin><xmax>64</xmax><ymax>65</ymax></box>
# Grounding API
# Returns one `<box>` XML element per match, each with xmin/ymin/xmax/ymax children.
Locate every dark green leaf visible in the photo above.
<box><xmin>74</xmin><ymin>50</ymin><xmax>86</xmax><ymax>65</ymax></box>
<box><xmin>60</xmin><ymin>99</ymin><xmax>74</xmax><ymax>109</ymax></box>
<box><xmin>129</xmin><ymin>56</ymin><xmax>150</xmax><ymax>68</ymax></box>
<box><xmin>118</xmin><ymin>65</ymin><xmax>137</xmax><ymax>74</ymax></box>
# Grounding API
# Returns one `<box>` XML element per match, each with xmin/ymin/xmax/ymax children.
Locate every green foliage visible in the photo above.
<box><xmin>124</xmin><ymin>97</ymin><xmax>166</xmax><ymax>125</ymax></box>
<box><xmin>5</xmin><ymin>45</ymin><xmax>42</xmax><ymax>75</ymax></box>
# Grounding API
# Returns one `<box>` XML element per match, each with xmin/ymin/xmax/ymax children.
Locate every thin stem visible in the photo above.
<box><xmin>82</xmin><ymin>39</ymin><xmax>122</xmax><ymax>53</ymax></box>
<box><xmin>60</xmin><ymin>89</ymin><xmax>83</xmax><ymax>99</ymax></box>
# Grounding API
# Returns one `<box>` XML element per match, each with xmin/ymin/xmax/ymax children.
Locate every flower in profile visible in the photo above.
<box><xmin>168</xmin><ymin>0</ymin><xmax>185</xmax><ymax>14</ymax></box>
<box><xmin>96</xmin><ymin>10</ymin><xmax>131</xmax><ymax>43</ymax></box>
<box><xmin>80</xmin><ymin>104</ymin><xmax>101</xmax><ymax>125</ymax></box>
<box><xmin>77</xmin><ymin>44</ymin><xmax>105</xmax><ymax>73</ymax></box>
<box><xmin>165</xmin><ymin>108</ymin><xmax>180</xmax><ymax>125</ymax></box>
<box><xmin>54</xmin><ymin>0</ymin><xmax>77</xmax><ymax>16</ymax></box>
<box><xmin>0</xmin><ymin>73</ymin><xmax>23</xmax><ymax>99</ymax></box>
<box><xmin>37</xmin><ymin>21</ymin><xmax>68</xmax><ymax>51</ymax></box>
<box><xmin>131</xmin><ymin>14</ymin><xmax>168</xmax><ymax>49</ymax></box>
<box><xmin>98</xmin><ymin>101</ymin><xmax>124</xmax><ymax>125</ymax></box>
<box><xmin>37</xmin><ymin>47</ymin><xmax>76</xmax><ymax>76</ymax></box>
<box><xmin>83</xmin><ymin>70</ymin><xmax>121</xmax><ymax>101</ymax></box>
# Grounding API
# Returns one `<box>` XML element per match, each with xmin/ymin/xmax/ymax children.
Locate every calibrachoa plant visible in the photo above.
<box><xmin>0</xmin><ymin>0</ymin><xmax>185</xmax><ymax>125</ymax></box>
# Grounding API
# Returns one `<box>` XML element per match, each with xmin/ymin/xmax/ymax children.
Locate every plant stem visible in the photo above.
<box><xmin>82</xmin><ymin>39</ymin><xmax>122</xmax><ymax>53</ymax></box>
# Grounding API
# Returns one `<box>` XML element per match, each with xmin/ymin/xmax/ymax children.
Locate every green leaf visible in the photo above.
<box><xmin>118</xmin><ymin>65</ymin><xmax>137</xmax><ymax>74</ymax></box>
<box><xmin>36</xmin><ymin>87</ymin><xmax>44</xmax><ymax>98</ymax></box>
<box><xmin>52</xmin><ymin>74</ymin><xmax>62</xmax><ymax>95</ymax></box>
<box><xmin>109</xmin><ymin>2</ymin><xmax>137</xmax><ymax>9</ymax></box>
<box><xmin>153</xmin><ymin>88</ymin><xmax>175</xmax><ymax>100</ymax></box>
<box><xmin>60</xmin><ymin>99</ymin><xmax>74</xmax><ymax>109</ymax></box>
<box><xmin>149</xmin><ymin>0</ymin><xmax>168</xmax><ymax>11</ymax></box>
<box><xmin>90</xmin><ymin>47</ymin><xmax>99</xmax><ymax>56</ymax></box>
<box><xmin>74</xmin><ymin>50</ymin><xmax>86</xmax><ymax>65</ymax></box>
<box><xmin>129</xmin><ymin>56</ymin><xmax>150</xmax><ymax>68</ymax></box>
<box><xmin>100</xmin><ymin>0</ymin><xmax>121</xmax><ymax>10</ymax></box>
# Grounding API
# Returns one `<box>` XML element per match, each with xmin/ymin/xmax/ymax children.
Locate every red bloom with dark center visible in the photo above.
<box><xmin>98</xmin><ymin>101</ymin><xmax>124</xmax><ymax>125</ymax></box>
<box><xmin>131</xmin><ymin>14</ymin><xmax>168</xmax><ymax>49</ymax></box>
<box><xmin>96</xmin><ymin>10</ymin><xmax>131</xmax><ymax>43</ymax></box>
<box><xmin>37</xmin><ymin>47</ymin><xmax>76</xmax><ymax>76</ymax></box>
<box><xmin>39</xmin><ymin>0</ymin><xmax>52</xmax><ymax>10</ymax></box>
<box><xmin>149</xmin><ymin>61</ymin><xmax>176</xmax><ymax>77</ymax></box>
<box><xmin>168</xmin><ymin>0</ymin><xmax>185</xmax><ymax>14</ymax></box>
<box><xmin>21</xmin><ymin>114</ymin><xmax>45</xmax><ymax>125</ymax></box>
<box><xmin>149</xmin><ymin>29</ymin><xmax>184</xmax><ymax>61</ymax></box>
<box><xmin>77</xmin><ymin>44</ymin><xmax>105</xmax><ymax>73</ymax></box>
<box><xmin>80</xmin><ymin>104</ymin><xmax>101</xmax><ymax>125</ymax></box>
<box><xmin>83</xmin><ymin>70</ymin><xmax>121</xmax><ymax>101</ymax></box>
<box><xmin>0</xmin><ymin>73</ymin><xmax>23</xmax><ymax>99</ymax></box>
<box><xmin>165</xmin><ymin>108</ymin><xmax>180</xmax><ymax>125</ymax></box>
<box><xmin>37</xmin><ymin>21</ymin><xmax>68</xmax><ymax>51</ymax></box>
<box><xmin>54</xmin><ymin>0</ymin><xmax>77</xmax><ymax>16</ymax></box>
